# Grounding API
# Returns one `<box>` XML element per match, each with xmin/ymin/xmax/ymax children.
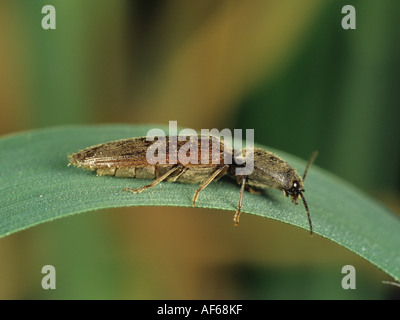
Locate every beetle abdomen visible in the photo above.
<box><xmin>96</xmin><ymin>163</ymin><xmax>227</xmax><ymax>184</ymax></box>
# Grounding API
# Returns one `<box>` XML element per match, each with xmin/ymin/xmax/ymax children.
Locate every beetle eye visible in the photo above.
<box><xmin>293</xmin><ymin>180</ymin><xmax>298</xmax><ymax>189</ymax></box>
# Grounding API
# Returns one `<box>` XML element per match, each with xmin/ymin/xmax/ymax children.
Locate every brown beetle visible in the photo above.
<box><xmin>68</xmin><ymin>135</ymin><xmax>317</xmax><ymax>233</ymax></box>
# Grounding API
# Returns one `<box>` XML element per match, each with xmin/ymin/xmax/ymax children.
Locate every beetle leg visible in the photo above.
<box><xmin>233</xmin><ymin>176</ymin><xmax>246</xmax><ymax>227</ymax></box>
<box><xmin>247</xmin><ymin>186</ymin><xmax>262</xmax><ymax>194</ymax></box>
<box><xmin>192</xmin><ymin>165</ymin><xmax>229</xmax><ymax>206</ymax></box>
<box><xmin>168</xmin><ymin>166</ymin><xmax>188</xmax><ymax>182</ymax></box>
<box><xmin>124</xmin><ymin>165</ymin><xmax>182</xmax><ymax>194</ymax></box>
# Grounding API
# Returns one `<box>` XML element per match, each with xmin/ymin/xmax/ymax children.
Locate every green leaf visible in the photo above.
<box><xmin>1</xmin><ymin>125</ymin><xmax>399</xmax><ymax>280</ymax></box>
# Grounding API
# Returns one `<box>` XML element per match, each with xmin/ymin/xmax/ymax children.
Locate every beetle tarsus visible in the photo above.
<box><xmin>124</xmin><ymin>187</ymin><xmax>144</xmax><ymax>194</ymax></box>
<box><xmin>233</xmin><ymin>212</ymin><xmax>240</xmax><ymax>227</ymax></box>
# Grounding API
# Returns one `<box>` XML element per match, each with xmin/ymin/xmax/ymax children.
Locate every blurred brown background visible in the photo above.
<box><xmin>0</xmin><ymin>0</ymin><xmax>399</xmax><ymax>299</ymax></box>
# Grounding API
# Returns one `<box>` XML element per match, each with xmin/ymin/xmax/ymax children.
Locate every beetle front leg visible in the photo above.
<box><xmin>233</xmin><ymin>176</ymin><xmax>246</xmax><ymax>227</ymax></box>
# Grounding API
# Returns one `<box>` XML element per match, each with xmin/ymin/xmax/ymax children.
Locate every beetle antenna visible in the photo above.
<box><xmin>300</xmin><ymin>192</ymin><xmax>313</xmax><ymax>235</ymax></box>
<box><xmin>303</xmin><ymin>151</ymin><xmax>318</xmax><ymax>181</ymax></box>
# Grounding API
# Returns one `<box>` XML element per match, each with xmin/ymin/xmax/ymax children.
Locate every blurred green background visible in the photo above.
<box><xmin>0</xmin><ymin>0</ymin><xmax>399</xmax><ymax>299</ymax></box>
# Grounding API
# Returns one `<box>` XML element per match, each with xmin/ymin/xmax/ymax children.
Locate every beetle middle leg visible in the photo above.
<box><xmin>124</xmin><ymin>165</ymin><xmax>182</xmax><ymax>194</ymax></box>
<box><xmin>192</xmin><ymin>165</ymin><xmax>229</xmax><ymax>206</ymax></box>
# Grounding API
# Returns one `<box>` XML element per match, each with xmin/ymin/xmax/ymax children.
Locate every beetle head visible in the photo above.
<box><xmin>283</xmin><ymin>180</ymin><xmax>304</xmax><ymax>204</ymax></box>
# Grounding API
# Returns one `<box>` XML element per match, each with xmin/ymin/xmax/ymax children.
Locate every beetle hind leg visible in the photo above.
<box><xmin>124</xmin><ymin>165</ymin><xmax>182</xmax><ymax>194</ymax></box>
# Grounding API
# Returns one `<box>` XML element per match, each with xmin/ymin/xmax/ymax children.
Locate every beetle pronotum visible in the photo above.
<box><xmin>69</xmin><ymin>135</ymin><xmax>317</xmax><ymax>233</ymax></box>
